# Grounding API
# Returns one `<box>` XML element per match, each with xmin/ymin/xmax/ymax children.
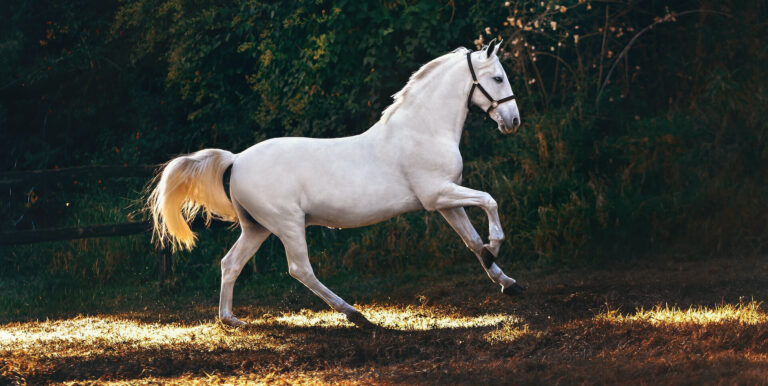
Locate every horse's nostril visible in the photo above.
<box><xmin>512</xmin><ymin>117</ymin><xmax>520</xmax><ymax>127</ymax></box>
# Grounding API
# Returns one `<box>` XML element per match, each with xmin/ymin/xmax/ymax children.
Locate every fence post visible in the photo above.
<box><xmin>159</xmin><ymin>247</ymin><xmax>173</xmax><ymax>289</ymax></box>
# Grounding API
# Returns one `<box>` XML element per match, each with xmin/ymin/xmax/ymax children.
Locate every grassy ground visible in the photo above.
<box><xmin>1</xmin><ymin>253</ymin><xmax>767</xmax><ymax>384</ymax></box>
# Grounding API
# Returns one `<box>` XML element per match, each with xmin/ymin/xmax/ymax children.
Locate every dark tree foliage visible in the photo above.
<box><xmin>1</xmin><ymin>0</ymin><xmax>766</xmax><ymax>283</ymax></box>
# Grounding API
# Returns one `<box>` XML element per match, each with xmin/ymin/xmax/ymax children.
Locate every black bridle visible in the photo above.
<box><xmin>466</xmin><ymin>52</ymin><xmax>516</xmax><ymax>116</ymax></box>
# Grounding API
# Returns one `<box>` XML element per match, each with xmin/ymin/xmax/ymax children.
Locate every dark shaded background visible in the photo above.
<box><xmin>1</xmin><ymin>1</ymin><xmax>766</xmax><ymax>291</ymax></box>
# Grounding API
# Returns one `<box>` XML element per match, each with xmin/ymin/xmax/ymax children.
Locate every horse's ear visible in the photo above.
<box><xmin>486</xmin><ymin>38</ymin><xmax>497</xmax><ymax>58</ymax></box>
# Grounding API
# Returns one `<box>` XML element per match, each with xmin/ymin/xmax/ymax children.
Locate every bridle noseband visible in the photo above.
<box><xmin>466</xmin><ymin>52</ymin><xmax>516</xmax><ymax>116</ymax></box>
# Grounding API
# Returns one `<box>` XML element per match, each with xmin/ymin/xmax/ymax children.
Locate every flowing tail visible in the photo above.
<box><xmin>147</xmin><ymin>149</ymin><xmax>237</xmax><ymax>251</ymax></box>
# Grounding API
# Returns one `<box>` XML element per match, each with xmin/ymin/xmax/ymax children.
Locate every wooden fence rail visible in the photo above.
<box><xmin>1</xmin><ymin>164</ymin><xmax>235</xmax><ymax>246</ymax></box>
<box><xmin>0</xmin><ymin>221</ymin><xmax>152</xmax><ymax>245</ymax></box>
<box><xmin>0</xmin><ymin>163</ymin><xmax>222</xmax><ymax>285</ymax></box>
<box><xmin>0</xmin><ymin>218</ymin><xmax>231</xmax><ymax>246</ymax></box>
<box><xmin>1</xmin><ymin>217</ymin><xmax>232</xmax><ymax>285</ymax></box>
<box><xmin>1</xmin><ymin>164</ymin><xmax>164</xmax><ymax>245</ymax></box>
<box><xmin>0</xmin><ymin>164</ymin><xmax>158</xmax><ymax>188</ymax></box>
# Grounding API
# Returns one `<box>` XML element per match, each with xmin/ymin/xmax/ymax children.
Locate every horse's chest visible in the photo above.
<box><xmin>407</xmin><ymin>146</ymin><xmax>463</xmax><ymax>181</ymax></box>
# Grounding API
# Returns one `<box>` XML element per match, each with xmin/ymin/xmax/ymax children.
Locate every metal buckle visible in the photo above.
<box><xmin>492</xmin><ymin>101</ymin><xmax>498</xmax><ymax>108</ymax></box>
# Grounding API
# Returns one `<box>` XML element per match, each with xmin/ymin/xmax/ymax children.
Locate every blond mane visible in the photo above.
<box><xmin>380</xmin><ymin>47</ymin><xmax>470</xmax><ymax>123</ymax></box>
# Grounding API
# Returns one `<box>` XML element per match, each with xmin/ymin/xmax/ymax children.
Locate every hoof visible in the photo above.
<box><xmin>347</xmin><ymin>311</ymin><xmax>377</xmax><ymax>330</ymax></box>
<box><xmin>220</xmin><ymin>316</ymin><xmax>247</xmax><ymax>328</ymax></box>
<box><xmin>502</xmin><ymin>282</ymin><xmax>526</xmax><ymax>296</ymax></box>
<box><xmin>480</xmin><ymin>246</ymin><xmax>496</xmax><ymax>269</ymax></box>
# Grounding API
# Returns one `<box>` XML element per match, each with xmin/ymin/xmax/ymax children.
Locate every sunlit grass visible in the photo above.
<box><xmin>0</xmin><ymin>316</ymin><xmax>256</xmax><ymax>352</ymax></box>
<box><xmin>1</xmin><ymin>302</ymin><xmax>763</xmax><ymax>359</ymax></box>
<box><xmin>0</xmin><ymin>304</ymin><xmax>523</xmax><ymax>383</ymax></box>
<box><xmin>484</xmin><ymin>323</ymin><xmax>538</xmax><ymax>344</ymax></box>
<box><xmin>257</xmin><ymin>304</ymin><xmax>519</xmax><ymax>330</ymax></box>
<box><xmin>0</xmin><ymin>304</ymin><xmax>519</xmax><ymax>358</ymax></box>
<box><xmin>595</xmin><ymin>301</ymin><xmax>766</xmax><ymax>326</ymax></box>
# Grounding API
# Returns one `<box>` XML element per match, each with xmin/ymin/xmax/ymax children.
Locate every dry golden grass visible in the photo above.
<box><xmin>2</xmin><ymin>254</ymin><xmax>768</xmax><ymax>384</ymax></box>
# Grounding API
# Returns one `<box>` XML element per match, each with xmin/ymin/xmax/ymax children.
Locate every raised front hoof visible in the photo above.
<box><xmin>219</xmin><ymin>316</ymin><xmax>247</xmax><ymax>328</ymax></box>
<box><xmin>502</xmin><ymin>282</ymin><xmax>526</xmax><ymax>296</ymax></box>
<box><xmin>347</xmin><ymin>311</ymin><xmax>378</xmax><ymax>330</ymax></box>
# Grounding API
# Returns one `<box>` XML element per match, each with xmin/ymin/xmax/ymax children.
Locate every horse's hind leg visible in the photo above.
<box><xmin>219</xmin><ymin>223</ymin><xmax>271</xmax><ymax>327</ymax></box>
<box><xmin>275</xmin><ymin>221</ymin><xmax>375</xmax><ymax>328</ymax></box>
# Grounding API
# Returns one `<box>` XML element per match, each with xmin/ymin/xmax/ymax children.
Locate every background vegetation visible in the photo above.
<box><xmin>1</xmin><ymin>0</ymin><xmax>766</xmax><ymax>297</ymax></box>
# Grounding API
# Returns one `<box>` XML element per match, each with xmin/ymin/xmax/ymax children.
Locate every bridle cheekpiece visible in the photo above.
<box><xmin>466</xmin><ymin>52</ymin><xmax>516</xmax><ymax>117</ymax></box>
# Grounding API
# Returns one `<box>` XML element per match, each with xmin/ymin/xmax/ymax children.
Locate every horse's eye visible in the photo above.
<box><xmin>493</xmin><ymin>76</ymin><xmax>503</xmax><ymax>83</ymax></box>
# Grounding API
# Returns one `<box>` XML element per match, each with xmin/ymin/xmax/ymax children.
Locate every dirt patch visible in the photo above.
<box><xmin>2</xmin><ymin>254</ymin><xmax>767</xmax><ymax>384</ymax></box>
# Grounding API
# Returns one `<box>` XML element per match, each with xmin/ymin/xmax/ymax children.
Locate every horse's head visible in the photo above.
<box><xmin>467</xmin><ymin>39</ymin><xmax>521</xmax><ymax>134</ymax></box>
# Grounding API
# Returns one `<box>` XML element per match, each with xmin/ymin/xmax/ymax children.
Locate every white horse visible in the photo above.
<box><xmin>148</xmin><ymin>39</ymin><xmax>523</xmax><ymax>328</ymax></box>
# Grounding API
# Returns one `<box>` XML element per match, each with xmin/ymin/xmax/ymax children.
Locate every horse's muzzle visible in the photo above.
<box><xmin>499</xmin><ymin>116</ymin><xmax>521</xmax><ymax>134</ymax></box>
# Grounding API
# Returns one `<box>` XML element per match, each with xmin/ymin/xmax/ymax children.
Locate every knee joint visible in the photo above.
<box><xmin>221</xmin><ymin>265</ymin><xmax>240</xmax><ymax>283</ymax></box>
<box><xmin>467</xmin><ymin>234</ymin><xmax>483</xmax><ymax>253</ymax></box>
<box><xmin>288</xmin><ymin>266</ymin><xmax>314</xmax><ymax>282</ymax></box>
<box><xmin>484</xmin><ymin>195</ymin><xmax>498</xmax><ymax>210</ymax></box>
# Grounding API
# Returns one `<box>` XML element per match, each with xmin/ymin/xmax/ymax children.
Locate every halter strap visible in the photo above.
<box><xmin>466</xmin><ymin>52</ymin><xmax>516</xmax><ymax>115</ymax></box>
<box><xmin>222</xmin><ymin>164</ymin><xmax>233</xmax><ymax>201</ymax></box>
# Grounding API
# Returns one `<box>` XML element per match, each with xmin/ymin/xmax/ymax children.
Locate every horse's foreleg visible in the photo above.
<box><xmin>219</xmin><ymin>225</ymin><xmax>271</xmax><ymax>327</ymax></box>
<box><xmin>432</xmin><ymin>184</ymin><xmax>504</xmax><ymax>251</ymax></box>
<box><xmin>277</xmin><ymin>224</ymin><xmax>375</xmax><ymax>329</ymax></box>
<box><xmin>438</xmin><ymin>207</ymin><xmax>524</xmax><ymax>295</ymax></box>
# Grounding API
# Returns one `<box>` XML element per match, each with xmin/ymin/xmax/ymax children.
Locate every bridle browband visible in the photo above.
<box><xmin>466</xmin><ymin>52</ymin><xmax>516</xmax><ymax>116</ymax></box>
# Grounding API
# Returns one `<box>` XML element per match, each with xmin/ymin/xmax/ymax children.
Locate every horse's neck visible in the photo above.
<box><xmin>378</xmin><ymin>60</ymin><xmax>469</xmax><ymax>146</ymax></box>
